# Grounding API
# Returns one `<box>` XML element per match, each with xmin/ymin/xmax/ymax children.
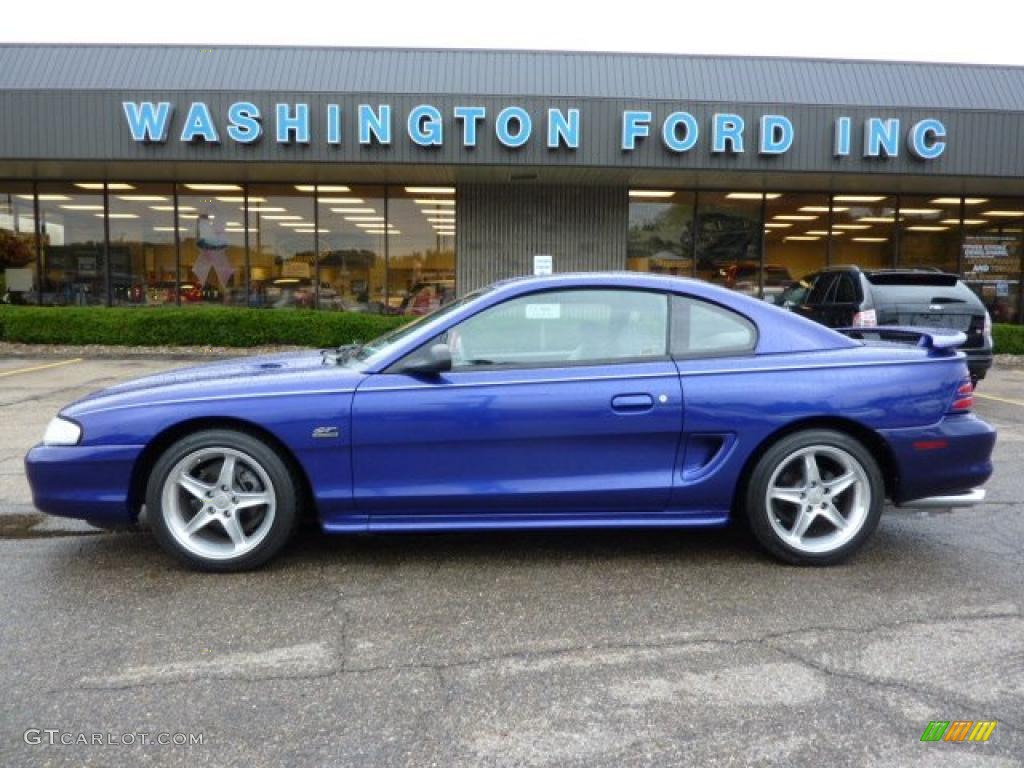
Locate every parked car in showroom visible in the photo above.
<box><xmin>773</xmin><ymin>267</ymin><xmax>994</xmax><ymax>385</ymax></box>
<box><xmin>718</xmin><ymin>261</ymin><xmax>793</xmax><ymax>300</ymax></box>
<box><xmin>26</xmin><ymin>273</ymin><xmax>994</xmax><ymax>571</ymax></box>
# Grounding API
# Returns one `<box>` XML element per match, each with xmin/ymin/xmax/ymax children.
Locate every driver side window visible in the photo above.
<box><xmin>403</xmin><ymin>288</ymin><xmax>669</xmax><ymax>370</ymax></box>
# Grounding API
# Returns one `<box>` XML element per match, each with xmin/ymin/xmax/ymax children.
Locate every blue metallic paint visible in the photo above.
<box><xmin>24</xmin><ymin>274</ymin><xmax>995</xmax><ymax>534</ymax></box>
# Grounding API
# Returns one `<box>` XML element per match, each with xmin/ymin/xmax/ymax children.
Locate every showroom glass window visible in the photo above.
<box><xmin>0</xmin><ymin>182</ymin><xmax>37</xmax><ymax>304</ymax></box>
<box><xmin>962</xmin><ymin>197</ymin><xmax>1023</xmax><ymax>323</ymax></box>
<box><xmin>830</xmin><ymin>194</ymin><xmax>896</xmax><ymax>269</ymax></box>
<box><xmin>418</xmin><ymin>289</ymin><xmax>668</xmax><ymax>368</ymax></box>
<box><xmin>37</xmin><ymin>182</ymin><xmax>106</xmax><ymax>306</ymax></box>
<box><xmin>245</xmin><ymin>184</ymin><xmax>316</xmax><ymax>309</ymax></box>
<box><xmin>106</xmin><ymin>183</ymin><xmax>176</xmax><ymax>306</ymax></box>
<box><xmin>897</xmin><ymin>195</ymin><xmax>960</xmax><ymax>273</ymax></box>
<box><xmin>315</xmin><ymin>185</ymin><xmax>387</xmax><ymax>311</ymax></box>
<box><xmin>388</xmin><ymin>186</ymin><xmax>457</xmax><ymax>315</ymax></box>
<box><xmin>176</xmin><ymin>184</ymin><xmax>248</xmax><ymax>306</ymax></box>
<box><xmin>627</xmin><ymin>190</ymin><xmax>695</xmax><ymax>277</ymax></box>
<box><xmin>762</xmin><ymin>193</ymin><xmax>829</xmax><ymax>299</ymax></box>
<box><xmin>694</xmin><ymin>192</ymin><xmax>762</xmax><ymax>291</ymax></box>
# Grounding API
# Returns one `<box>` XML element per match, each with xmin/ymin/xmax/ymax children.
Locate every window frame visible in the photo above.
<box><xmin>385</xmin><ymin>286</ymin><xmax>674</xmax><ymax>373</ymax></box>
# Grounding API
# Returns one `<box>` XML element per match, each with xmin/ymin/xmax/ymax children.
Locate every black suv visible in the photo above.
<box><xmin>775</xmin><ymin>267</ymin><xmax>993</xmax><ymax>384</ymax></box>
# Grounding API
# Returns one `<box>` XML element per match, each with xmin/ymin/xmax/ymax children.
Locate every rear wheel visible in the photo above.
<box><xmin>146</xmin><ymin>429</ymin><xmax>298</xmax><ymax>571</ymax></box>
<box><xmin>745</xmin><ymin>429</ymin><xmax>883</xmax><ymax>565</ymax></box>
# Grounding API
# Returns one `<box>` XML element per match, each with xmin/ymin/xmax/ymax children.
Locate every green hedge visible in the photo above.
<box><xmin>993</xmin><ymin>323</ymin><xmax>1024</xmax><ymax>355</ymax></box>
<box><xmin>0</xmin><ymin>306</ymin><xmax>408</xmax><ymax>348</ymax></box>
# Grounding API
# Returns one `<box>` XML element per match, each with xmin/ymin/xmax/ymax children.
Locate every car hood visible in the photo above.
<box><xmin>64</xmin><ymin>350</ymin><xmax>366</xmax><ymax>417</ymax></box>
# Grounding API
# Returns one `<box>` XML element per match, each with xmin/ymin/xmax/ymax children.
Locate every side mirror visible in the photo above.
<box><xmin>401</xmin><ymin>343</ymin><xmax>452</xmax><ymax>376</ymax></box>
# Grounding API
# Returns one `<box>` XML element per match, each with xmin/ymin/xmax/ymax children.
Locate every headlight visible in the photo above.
<box><xmin>43</xmin><ymin>417</ymin><xmax>82</xmax><ymax>446</ymax></box>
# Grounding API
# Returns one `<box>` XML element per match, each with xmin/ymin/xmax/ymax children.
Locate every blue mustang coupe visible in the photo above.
<box><xmin>25</xmin><ymin>273</ymin><xmax>995</xmax><ymax>571</ymax></box>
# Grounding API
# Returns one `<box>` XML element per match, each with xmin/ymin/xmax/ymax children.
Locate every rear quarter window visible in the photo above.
<box><xmin>671</xmin><ymin>295</ymin><xmax>758</xmax><ymax>357</ymax></box>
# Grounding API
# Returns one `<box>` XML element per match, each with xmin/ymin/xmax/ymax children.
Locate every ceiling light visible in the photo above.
<box><xmin>899</xmin><ymin>208</ymin><xmax>941</xmax><ymax>215</ymax></box>
<box><xmin>247</xmin><ymin>206</ymin><xmax>287</xmax><ymax>213</ymax></box>
<box><xmin>857</xmin><ymin>216</ymin><xmax>895</xmax><ymax>223</ymax></box>
<box><xmin>330</xmin><ymin>208</ymin><xmax>377</xmax><ymax>214</ymax></box>
<box><xmin>422</xmin><ymin>210</ymin><xmax>455</xmax><ymax>216</ymax></box>
<box><xmin>436</xmin><ymin>231</ymin><xmax>455</xmax><ymax>237</ymax></box>
<box><xmin>982</xmin><ymin>210</ymin><xmax>1024</xmax><ymax>217</ymax></box>
<box><xmin>798</xmin><ymin>206</ymin><xmax>849</xmax><ymax>213</ymax></box>
<box><xmin>215</xmin><ymin>196</ymin><xmax>267</xmax><ymax>203</ymax></box>
<box><xmin>345</xmin><ymin>216</ymin><xmax>385</xmax><ymax>222</ymax></box>
<box><xmin>278</xmin><ymin>221</ymin><xmax>312</xmax><ymax>227</ymax></box>
<box><xmin>153</xmin><ymin>226</ymin><xmax>188</xmax><ymax>232</ymax></box>
<box><xmin>784</xmin><ymin>236</ymin><xmax>820</xmax><ymax>241</ymax></box>
<box><xmin>427</xmin><ymin>218</ymin><xmax>456</xmax><ymax>224</ymax></box>
<box><xmin>150</xmin><ymin>205</ymin><xmax>196</xmax><ymax>212</ymax></box>
<box><xmin>294</xmin><ymin>228</ymin><xmax>331</xmax><ymax>233</ymax></box>
<box><xmin>833</xmin><ymin>195</ymin><xmax>887</xmax><ymax>202</ymax></box>
<box><xmin>59</xmin><ymin>204</ymin><xmax>105</xmax><ymax>211</ymax></box>
<box><xmin>905</xmin><ymin>225</ymin><xmax>949</xmax><ymax>232</ymax></box>
<box><xmin>25</xmin><ymin>194</ymin><xmax>71</xmax><ymax>201</ymax></box>
<box><xmin>763</xmin><ymin>223</ymin><xmax>792</xmax><ymax>229</ymax></box>
<box><xmin>178</xmin><ymin>213</ymin><xmax>199</xmax><ymax>219</ymax></box>
<box><xmin>294</xmin><ymin>185</ymin><xmax>351</xmax><ymax>193</ymax></box>
<box><xmin>726</xmin><ymin>192</ymin><xmax>781</xmax><ymax>200</ymax></box>
<box><xmin>961</xmin><ymin>219</ymin><xmax>987</xmax><ymax>225</ymax></box>
<box><xmin>97</xmin><ymin>213</ymin><xmax>138</xmax><ymax>219</ymax></box>
<box><xmin>629</xmin><ymin>190</ymin><xmax>675</xmax><ymax>199</ymax></box>
<box><xmin>414</xmin><ymin>199</ymin><xmax>455</xmax><ymax>206</ymax></box>
<box><xmin>365</xmin><ymin>229</ymin><xmax>401</xmax><ymax>235</ymax></box>
<box><xmin>224</xmin><ymin>227</ymin><xmax>257</xmax><ymax>233</ymax></box>
<box><xmin>832</xmin><ymin>224</ymin><xmax>871</xmax><ymax>230</ymax></box>
<box><xmin>404</xmin><ymin>187</ymin><xmax>455</xmax><ymax>195</ymax></box>
<box><xmin>117</xmin><ymin>195</ymin><xmax>167</xmax><ymax>202</ymax></box>
<box><xmin>262</xmin><ymin>214</ymin><xmax>303</xmax><ymax>220</ymax></box>
<box><xmin>931</xmin><ymin>197</ymin><xmax>988</xmax><ymax>205</ymax></box>
<box><xmin>774</xmin><ymin>214</ymin><xmax>817</xmax><ymax>221</ymax></box>
<box><xmin>318</xmin><ymin>197</ymin><xmax>365</xmax><ymax>204</ymax></box>
<box><xmin>852</xmin><ymin>237</ymin><xmax>888</xmax><ymax>242</ymax></box>
<box><xmin>75</xmin><ymin>182</ymin><xmax>135</xmax><ymax>190</ymax></box>
<box><xmin>183</xmin><ymin>183</ymin><xmax>242</xmax><ymax>191</ymax></box>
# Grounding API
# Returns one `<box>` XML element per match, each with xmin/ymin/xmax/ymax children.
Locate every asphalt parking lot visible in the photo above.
<box><xmin>0</xmin><ymin>355</ymin><xmax>1022</xmax><ymax>767</ymax></box>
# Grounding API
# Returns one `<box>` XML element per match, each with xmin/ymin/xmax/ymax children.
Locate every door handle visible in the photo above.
<box><xmin>611</xmin><ymin>393</ymin><xmax>655</xmax><ymax>412</ymax></box>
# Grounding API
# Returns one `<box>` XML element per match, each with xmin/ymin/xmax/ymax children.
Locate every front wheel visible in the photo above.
<box><xmin>745</xmin><ymin>429</ymin><xmax>884</xmax><ymax>566</ymax></box>
<box><xmin>146</xmin><ymin>429</ymin><xmax>298</xmax><ymax>571</ymax></box>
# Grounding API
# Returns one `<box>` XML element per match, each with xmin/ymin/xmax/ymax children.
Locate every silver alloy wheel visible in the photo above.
<box><xmin>160</xmin><ymin>446</ymin><xmax>277</xmax><ymax>561</ymax></box>
<box><xmin>764</xmin><ymin>444</ymin><xmax>871</xmax><ymax>555</ymax></box>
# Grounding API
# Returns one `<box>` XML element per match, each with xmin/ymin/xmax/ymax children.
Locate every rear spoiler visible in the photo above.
<box><xmin>836</xmin><ymin>326</ymin><xmax>966</xmax><ymax>350</ymax></box>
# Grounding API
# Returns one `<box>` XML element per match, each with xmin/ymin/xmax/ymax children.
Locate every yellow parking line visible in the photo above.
<box><xmin>975</xmin><ymin>392</ymin><xmax>1024</xmax><ymax>408</ymax></box>
<box><xmin>0</xmin><ymin>358</ymin><xmax>83</xmax><ymax>378</ymax></box>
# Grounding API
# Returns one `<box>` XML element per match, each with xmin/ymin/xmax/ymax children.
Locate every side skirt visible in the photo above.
<box><xmin>322</xmin><ymin>511</ymin><xmax>730</xmax><ymax>534</ymax></box>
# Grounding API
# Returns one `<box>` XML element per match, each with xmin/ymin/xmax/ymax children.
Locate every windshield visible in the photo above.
<box><xmin>347</xmin><ymin>289</ymin><xmax>488</xmax><ymax>366</ymax></box>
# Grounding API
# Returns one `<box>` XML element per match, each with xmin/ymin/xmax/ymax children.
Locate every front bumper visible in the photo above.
<box><xmin>24</xmin><ymin>443</ymin><xmax>144</xmax><ymax>523</ymax></box>
<box><xmin>881</xmin><ymin>414</ymin><xmax>996</xmax><ymax>505</ymax></box>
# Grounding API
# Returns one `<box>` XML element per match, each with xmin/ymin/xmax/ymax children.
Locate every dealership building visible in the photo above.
<box><xmin>0</xmin><ymin>44</ymin><xmax>1022</xmax><ymax>321</ymax></box>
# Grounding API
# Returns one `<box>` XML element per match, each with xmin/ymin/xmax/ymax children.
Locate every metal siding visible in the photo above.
<box><xmin>457</xmin><ymin>184</ymin><xmax>627</xmax><ymax>293</ymax></box>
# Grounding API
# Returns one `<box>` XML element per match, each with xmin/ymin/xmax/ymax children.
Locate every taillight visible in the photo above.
<box><xmin>949</xmin><ymin>378</ymin><xmax>974</xmax><ymax>413</ymax></box>
<box><xmin>852</xmin><ymin>309</ymin><xmax>877</xmax><ymax>328</ymax></box>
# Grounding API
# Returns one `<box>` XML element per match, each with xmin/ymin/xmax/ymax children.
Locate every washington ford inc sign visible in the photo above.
<box><xmin>121</xmin><ymin>101</ymin><xmax>948</xmax><ymax>160</ymax></box>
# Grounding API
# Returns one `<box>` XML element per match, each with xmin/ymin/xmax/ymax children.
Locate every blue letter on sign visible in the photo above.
<box><xmin>622</xmin><ymin>111</ymin><xmax>652</xmax><ymax>151</ymax></box>
<box><xmin>180</xmin><ymin>102</ymin><xmax>219</xmax><ymax>143</ymax></box>
<box><xmin>496</xmin><ymin>107</ymin><xmax>532</xmax><ymax>148</ymax></box>
<box><xmin>408</xmin><ymin>105</ymin><xmax>443</xmax><ymax>146</ymax></box>
<box><xmin>547</xmin><ymin>108</ymin><xmax>580</xmax><ymax>149</ymax></box>
<box><xmin>122</xmin><ymin>101</ymin><xmax>173</xmax><ymax>143</ymax></box>
<box><xmin>227</xmin><ymin>102</ymin><xmax>262</xmax><ymax>144</ymax></box>
<box><xmin>454</xmin><ymin>106</ymin><xmax>486</xmax><ymax>147</ymax></box>
<box><xmin>326</xmin><ymin>104</ymin><xmax>342</xmax><ymax>145</ymax></box>
<box><xmin>662</xmin><ymin>112</ymin><xmax>699</xmax><ymax>153</ymax></box>
<box><xmin>834</xmin><ymin>116</ymin><xmax>852</xmax><ymax>157</ymax></box>
<box><xmin>712</xmin><ymin>113</ymin><xmax>745</xmax><ymax>153</ymax></box>
<box><xmin>908</xmin><ymin>118</ymin><xmax>946</xmax><ymax>160</ymax></box>
<box><xmin>359</xmin><ymin>105</ymin><xmax>392</xmax><ymax>146</ymax></box>
<box><xmin>760</xmin><ymin>115</ymin><xmax>793</xmax><ymax>154</ymax></box>
<box><xmin>276</xmin><ymin>103</ymin><xmax>310</xmax><ymax>144</ymax></box>
<box><xmin>864</xmin><ymin>117</ymin><xmax>900</xmax><ymax>157</ymax></box>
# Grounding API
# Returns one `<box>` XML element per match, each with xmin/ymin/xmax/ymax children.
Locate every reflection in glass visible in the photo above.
<box><xmin>830</xmin><ymin>194</ymin><xmax>896</xmax><ymax>269</ymax></box>
<box><xmin>246</xmin><ymin>185</ymin><xmax>316</xmax><ymax>309</ymax></box>
<box><xmin>387</xmin><ymin>187</ymin><xmax>457</xmax><ymax>315</ymax></box>
<box><xmin>38</xmin><ymin>182</ymin><xmax>106</xmax><ymax>305</ymax></box>
<box><xmin>316</xmin><ymin>185</ymin><xmax>387</xmax><ymax>312</ymax></box>
<box><xmin>763</xmin><ymin>193</ymin><xmax>828</xmax><ymax>298</ymax></box>
<box><xmin>696</xmin><ymin>193</ymin><xmax>762</xmax><ymax>293</ymax></box>
<box><xmin>107</xmin><ymin>183</ymin><xmax>176</xmax><ymax>305</ymax></box>
<box><xmin>627</xmin><ymin>191</ymin><xmax>695</xmax><ymax>277</ymax></box>
<box><xmin>897</xmin><ymin>195</ymin><xmax>960</xmax><ymax>273</ymax></box>
<box><xmin>0</xmin><ymin>183</ymin><xmax>37</xmax><ymax>304</ymax></box>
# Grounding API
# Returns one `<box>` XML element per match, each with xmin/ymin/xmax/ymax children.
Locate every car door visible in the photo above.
<box><xmin>350</xmin><ymin>288</ymin><xmax>684</xmax><ymax>518</ymax></box>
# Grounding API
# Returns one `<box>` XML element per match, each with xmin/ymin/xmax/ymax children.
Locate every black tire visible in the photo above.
<box><xmin>745</xmin><ymin>429</ymin><xmax>884</xmax><ymax>566</ymax></box>
<box><xmin>146</xmin><ymin>429</ymin><xmax>299</xmax><ymax>572</ymax></box>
